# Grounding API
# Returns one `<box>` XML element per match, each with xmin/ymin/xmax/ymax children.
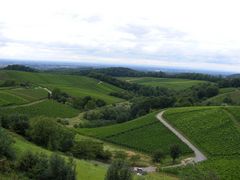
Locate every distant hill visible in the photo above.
<box><xmin>228</xmin><ymin>74</ymin><xmax>240</xmax><ymax>78</ymax></box>
<box><xmin>3</xmin><ymin>64</ymin><xmax>37</xmax><ymax>72</ymax></box>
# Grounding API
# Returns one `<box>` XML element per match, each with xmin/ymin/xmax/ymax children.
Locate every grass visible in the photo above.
<box><xmin>119</xmin><ymin>77</ymin><xmax>207</xmax><ymax>91</ymax></box>
<box><xmin>0</xmin><ymin>100</ymin><xmax>80</xmax><ymax>118</ymax></box>
<box><xmin>0</xmin><ymin>70</ymin><xmax>124</xmax><ymax>104</ymax></box>
<box><xmin>163</xmin><ymin>106</ymin><xmax>240</xmax><ymax>179</ymax></box>
<box><xmin>10</xmin><ymin>132</ymin><xmax>107</xmax><ymax>180</ymax></box>
<box><xmin>78</xmin><ymin>112</ymin><xmax>191</xmax><ymax>155</ymax></box>
<box><xmin>203</xmin><ymin>89</ymin><xmax>240</xmax><ymax>105</ymax></box>
<box><xmin>0</xmin><ymin>88</ymin><xmax>47</xmax><ymax>106</ymax></box>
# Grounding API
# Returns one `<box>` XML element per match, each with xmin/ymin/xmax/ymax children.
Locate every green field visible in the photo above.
<box><xmin>203</xmin><ymin>89</ymin><xmax>240</xmax><ymax>105</ymax></box>
<box><xmin>78</xmin><ymin>112</ymin><xmax>191</xmax><ymax>155</ymax></box>
<box><xmin>0</xmin><ymin>100</ymin><xmax>80</xmax><ymax>118</ymax></box>
<box><xmin>0</xmin><ymin>70</ymin><xmax>123</xmax><ymax>104</ymax></box>
<box><xmin>119</xmin><ymin>77</ymin><xmax>207</xmax><ymax>91</ymax></box>
<box><xmin>163</xmin><ymin>106</ymin><xmax>240</xmax><ymax>179</ymax></box>
<box><xmin>0</xmin><ymin>88</ymin><xmax>47</xmax><ymax>106</ymax></box>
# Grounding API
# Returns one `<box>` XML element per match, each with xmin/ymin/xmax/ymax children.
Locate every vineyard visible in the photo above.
<box><xmin>0</xmin><ymin>70</ymin><xmax>124</xmax><ymax>104</ymax></box>
<box><xmin>78</xmin><ymin>112</ymin><xmax>191</xmax><ymax>154</ymax></box>
<box><xmin>0</xmin><ymin>88</ymin><xmax>47</xmax><ymax>106</ymax></box>
<box><xmin>163</xmin><ymin>106</ymin><xmax>240</xmax><ymax>179</ymax></box>
<box><xmin>0</xmin><ymin>100</ymin><xmax>80</xmax><ymax>118</ymax></box>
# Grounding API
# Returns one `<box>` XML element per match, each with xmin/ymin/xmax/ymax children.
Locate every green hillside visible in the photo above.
<box><xmin>10</xmin><ymin>131</ymin><xmax>107</xmax><ymax>180</ymax></box>
<box><xmin>203</xmin><ymin>89</ymin><xmax>240</xmax><ymax>105</ymax></box>
<box><xmin>0</xmin><ymin>88</ymin><xmax>47</xmax><ymax>106</ymax></box>
<box><xmin>78</xmin><ymin>112</ymin><xmax>192</xmax><ymax>155</ymax></box>
<box><xmin>163</xmin><ymin>106</ymin><xmax>240</xmax><ymax>179</ymax></box>
<box><xmin>0</xmin><ymin>70</ymin><xmax>123</xmax><ymax>104</ymax></box>
<box><xmin>119</xmin><ymin>77</ymin><xmax>207</xmax><ymax>91</ymax></box>
<box><xmin>0</xmin><ymin>100</ymin><xmax>80</xmax><ymax>118</ymax></box>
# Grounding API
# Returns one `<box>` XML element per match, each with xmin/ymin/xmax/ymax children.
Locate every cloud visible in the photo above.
<box><xmin>0</xmin><ymin>0</ymin><xmax>240</xmax><ymax>72</ymax></box>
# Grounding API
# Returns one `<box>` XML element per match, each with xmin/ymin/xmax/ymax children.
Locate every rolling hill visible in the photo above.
<box><xmin>0</xmin><ymin>70</ymin><xmax>124</xmax><ymax>104</ymax></box>
<box><xmin>119</xmin><ymin>77</ymin><xmax>207</xmax><ymax>91</ymax></box>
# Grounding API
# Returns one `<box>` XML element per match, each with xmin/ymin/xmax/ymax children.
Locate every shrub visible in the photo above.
<box><xmin>152</xmin><ymin>149</ymin><xmax>165</xmax><ymax>163</ymax></box>
<box><xmin>105</xmin><ymin>159</ymin><xmax>132</xmax><ymax>180</ymax></box>
<box><xmin>0</xmin><ymin>128</ymin><xmax>15</xmax><ymax>160</ymax></box>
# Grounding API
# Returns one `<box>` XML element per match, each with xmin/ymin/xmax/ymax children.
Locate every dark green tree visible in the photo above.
<box><xmin>105</xmin><ymin>160</ymin><xmax>132</xmax><ymax>180</ymax></box>
<box><xmin>170</xmin><ymin>144</ymin><xmax>181</xmax><ymax>163</ymax></box>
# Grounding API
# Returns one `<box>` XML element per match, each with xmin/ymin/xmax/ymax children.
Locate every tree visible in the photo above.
<box><xmin>47</xmin><ymin>154</ymin><xmax>76</xmax><ymax>180</ymax></box>
<box><xmin>0</xmin><ymin>128</ymin><xmax>15</xmax><ymax>159</ymax></box>
<box><xmin>105</xmin><ymin>160</ymin><xmax>132</xmax><ymax>180</ymax></box>
<box><xmin>152</xmin><ymin>149</ymin><xmax>165</xmax><ymax>163</ymax></box>
<box><xmin>29</xmin><ymin>117</ymin><xmax>74</xmax><ymax>151</ymax></box>
<box><xmin>8</xmin><ymin>114</ymin><xmax>29</xmax><ymax>136</ymax></box>
<box><xmin>170</xmin><ymin>145</ymin><xmax>181</xmax><ymax>163</ymax></box>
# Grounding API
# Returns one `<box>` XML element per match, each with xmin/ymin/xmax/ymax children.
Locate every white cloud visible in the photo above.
<box><xmin>0</xmin><ymin>0</ymin><xmax>240</xmax><ymax>72</ymax></box>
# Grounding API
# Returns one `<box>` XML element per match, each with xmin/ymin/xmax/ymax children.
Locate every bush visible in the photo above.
<box><xmin>28</xmin><ymin>117</ymin><xmax>75</xmax><ymax>151</ymax></box>
<box><xmin>0</xmin><ymin>128</ymin><xmax>15</xmax><ymax>160</ymax></box>
<box><xmin>71</xmin><ymin>140</ymin><xmax>111</xmax><ymax>161</ymax></box>
<box><xmin>152</xmin><ymin>149</ymin><xmax>165</xmax><ymax>163</ymax></box>
<box><xmin>17</xmin><ymin>152</ymin><xmax>76</xmax><ymax>180</ymax></box>
<box><xmin>105</xmin><ymin>159</ymin><xmax>132</xmax><ymax>180</ymax></box>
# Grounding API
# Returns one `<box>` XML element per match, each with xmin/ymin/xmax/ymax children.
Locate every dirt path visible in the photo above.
<box><xmin>156</xmin><ymin>111</ymin><xmax>207</xmax><ymax>163</ymax></box>
<box><xmin>1</xmin><ymin>99</ymin><xmax>47</xmax><ymax>109</ymax></box>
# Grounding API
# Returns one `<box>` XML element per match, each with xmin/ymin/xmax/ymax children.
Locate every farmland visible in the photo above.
<box><xmin>163</xmin><ymin>106</ymin><xmax>240</xmax><ymax>179</ymax></box>
<box><xmin>78</xmin><ymin>112</ymin><xmax>192</xmax><ymax>155</ymax></box>
<box><xmin>0</xmin><ymin>100</ymin><xmax>80</xmax><ymax>118</ymax></box>
<box><xmin>0</xmin><ymin>70</ymin><xmax>124</xmax><ymax>104</ymax></box>
<box><xmin>203</xmin><ymin>89</ymin><xmax>240</xmax><ymax>105</ymax></box>
<box><xmin>119</xmin><ymin>77</ymin><xmax>207</xmax><ymax>91</ymax></box>
<box><xmin>0</xmin><ymin>88</ymin><xmax>47</xmax><ymax>106</ymax></box>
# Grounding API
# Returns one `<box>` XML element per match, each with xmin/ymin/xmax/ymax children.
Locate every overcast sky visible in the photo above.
<box><xmin>0</xmin><ymin>0</ymin><xmax>240</xmax><ymax>72</ymax></box>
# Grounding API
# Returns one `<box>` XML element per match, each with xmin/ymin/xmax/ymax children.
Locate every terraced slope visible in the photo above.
<box><xmin>163</xmin><ymin>106</ymin><xmax>240</xmax><ymax>179</ymax></box>
<box><xmin>0</xmin><ymin>70</ymin><xmax>123</xmax><ymax>104</ymax></box>
<box><xmin>119</xmin><ymin>77</ymin><xmax>207</xmax><ymax>91</ymax></box>
<box><xmin>78</xmin><ymin>112</ymin><xmax>192</xmax><ymax>154</ymax></box>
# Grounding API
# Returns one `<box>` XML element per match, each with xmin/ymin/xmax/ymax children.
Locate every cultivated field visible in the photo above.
<box><xmin>0</xmin><ymin>70</ymin><xmax>124</xmax><ymax>104</ymax></box>
<box><xmin>0</xmin><ymin>100</ymin><xmax>80</xmax><ymax>118</ymax></box>
<box><xmin>78</xmin><ymin>112</ymin><xmax>192</xmax><ymax>155</ymax></box>
<box><xmin>163</xmin><ymin>106</ymin><xmax>240</xmax><ymax>179</ymax></box>
<box><xmin>119</xmin><ymin>77</ymin><xmax>206</xmax><ymax>91</ymax></box>
<box><xmin>0</xmin><ymin>88</ymin><xmax>47</xmax><ymax>106</ymax></box>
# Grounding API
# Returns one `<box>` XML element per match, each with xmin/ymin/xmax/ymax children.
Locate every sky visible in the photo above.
<box><xmin>0</xmin><ymin>0</ymin><xmax>240</xmax><ymax>72</ymax></box>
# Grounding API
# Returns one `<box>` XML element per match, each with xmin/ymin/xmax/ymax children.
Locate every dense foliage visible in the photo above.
<box><xmin>3</xmin><ymin>64</ymin><xmax>36</xmax><ymax>72</ymax></box>
<box><xmin>71</xmin><ymin>140</ymin><xmax>111</xmax><ymax>161</ymax></box>
<box><xmin>105</xmin><ymin>159</ymin><xmax>132</xmax><ymax>180</ymax></box>
<box><xmin>0</xmin><ymin>128</ymin><xmax>15</xmax><ymax>159</ymax></box>
<box><xmin>17</xmin><ymin>152</ymin><xmax>76</xmax><ymax>180</ymax></box>
<box><xmin>29</xmin><ymin>117</ymin><xmax>75</xmax><ymax>151</ymax></box>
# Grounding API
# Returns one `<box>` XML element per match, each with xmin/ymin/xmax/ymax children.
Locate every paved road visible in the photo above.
<box><xmin>156</xmin><ymin>111</ymin><xmax>207</xmax><ymax>163</ymax></box>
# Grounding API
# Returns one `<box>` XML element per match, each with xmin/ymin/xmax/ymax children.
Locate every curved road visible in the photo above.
<box><xmin>156</xmin><ymin>111</ymin><xmax>207</xmax><ymax>163</ymax></box>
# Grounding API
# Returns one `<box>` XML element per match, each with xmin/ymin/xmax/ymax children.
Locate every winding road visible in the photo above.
<box><xmin>156</xmin><ymin>111</ymin><xmax>207</xmax><ymax>163</ymax></box>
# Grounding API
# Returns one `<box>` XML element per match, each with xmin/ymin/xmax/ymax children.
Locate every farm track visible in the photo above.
<box><xmin>1</xmin><ymin>99</ymin><xmax>47</xmax><ymax>109</ymax></box>
<box><xmin>156</xmin><ymin>111</ymin><xmax>207</xmax><ymax>163</ymax></box>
